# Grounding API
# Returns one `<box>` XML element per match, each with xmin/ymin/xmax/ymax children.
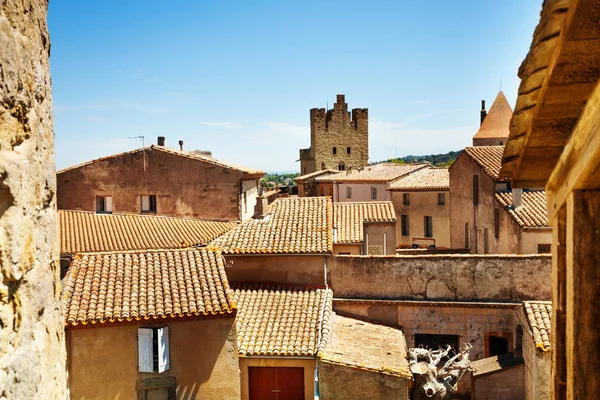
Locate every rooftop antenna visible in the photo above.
<box><xmin>500</xmin><ymin>77</ymin><xmax>503</xmax><ymax>91</ymax></box>
<box><xmin>128</xmin><ymin>135</ymin><xmax>146</xmax><ymax>172</ymax></box>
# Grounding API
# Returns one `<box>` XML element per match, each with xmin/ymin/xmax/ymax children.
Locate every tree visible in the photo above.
<box><xmin>409</xmin><ymin>344</ymin><xmax>475</xmax><ymax>400</ymax></box>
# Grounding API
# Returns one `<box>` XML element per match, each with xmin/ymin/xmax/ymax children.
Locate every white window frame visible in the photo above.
<box><xmin>96</xmin><ymin>196</ymin><xmax>113</xmax><ymax>214</ymax></box>
<box><xmin>140</xmin><ymin>195</ymin><xmax>156</xmax><ymax>213</ymax></box>
<box><xmin>138</xmin><ymin>328</ymin><xmax>154</xmax><ymax>373</ymax></box>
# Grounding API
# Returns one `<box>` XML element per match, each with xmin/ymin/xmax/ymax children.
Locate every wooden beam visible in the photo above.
<box><xmin>546</xmin><ymin>81</ymin><xmax>600</xmax><ymax>219</ymax></box>
<box><xmin>551</xmin><ymin>204</ymin><xmax>567</xmax><ymax>400</ymax></box>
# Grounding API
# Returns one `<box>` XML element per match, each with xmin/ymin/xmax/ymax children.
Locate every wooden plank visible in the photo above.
<box><xmin>546</xmin><ymin>82</ymin><xmax>600</xmax><ymax>219</ymax></box>
<box><xmin>526</xmin><ymin>118</ymin><xmax>578</xmax><ymax>147</ymax></box>
<box><xmin>551</xmin><ymin>205</ymin><xmax>567</xmax><ymax>400</ymax></box>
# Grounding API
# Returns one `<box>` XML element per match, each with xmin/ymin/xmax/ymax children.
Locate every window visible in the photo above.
<box><xmin>371</xmin><ymin>187</ymin><xmax>377</xmax><ymax>200</ymax></box>
<box><xmin>332</xmin><ymin>147</ymin><xmax>337</xmax><ymax>155</ymax></box>
<box><xmin>401</xmin><ymin>215</ymin><xmax>409</xmax><ymax>236</ymax></box>
<box><xmin>494</xmin><ymin>209</ymin><xmax>500</xmax><ymax>238</ymax></box>
<box><xmin>346</xmin><ymin>187</ymin><xmax>352</xmax><ymax>199</ymax></box>
<box><xmin>347</xmin><ymin>147</ymin><xmax>351</xmax><ymax>154</ymax></box>
<box><xmin>424</xmin><ymin>216</ymin><xmax>433</xmax><ymax>237</ymax></box>
<box><xmin>488</xmin><ymin>336</ymin><xmax>509</xmax><ymax>357</ymax></box>
<box><xmin>484</xmin><ymin>228</ymin><xmax>489</xmax><ymax>254</ymax></box>
<box><xmin>438</xmin><ymin>193</ymin><xmax>445</xmax><ymax>206</ymax></box>
<box><xmin>538</xmin><ymin>244</ymin><xmax>551</xmax><ymax>253</ymax></box>
<box><xmin>96</xmin><ymin>196</ymin><xmax>113</xmax><ymax>213</ymax></box>
<box><xmin>138</xmin><ymin>327</ymin><xmax>170</xmax><ymax>373</ymax></box>
<box><xmin>473</xmin><ymin>175</ymin><xmax>479</xmax><ymax>205</ymax></box>
<box><xmin>243</xmin><ymin>192</ymin><xmax>248</xmax><ymax>213</ymax></box>
<box><xmin>403</xmin><ymin>193</ymin><xmax>410</xmax><ymax>205</ymax></box>
<box><xmin>338</xmin><ymin>162</ymin><xmax>345</xmax><ymax>171</ymax></box>
<box><xmin>141</xmin><ymin>195</ymin><xmax>157</xmax><ymax>213</ymax></box>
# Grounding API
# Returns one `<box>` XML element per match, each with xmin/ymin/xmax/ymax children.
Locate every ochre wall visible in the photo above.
<box><xmin>225</xmin><ymin>255</ymin><xmax>326</xmax><ymax>286</ymax></box>
<box><xmin>239</xmin><ymin>358</ymin><xmax>316</xmax><ymax>400</ymax></box>
<box><xmin>328</xmin><ymin>255</ymin><xmax>551</xmax><ymax>301</ymax></box>
<box><xmin>391</xmin><ymin>190</ymin><xmax>450</xmax><ymax>249</ymax></box>
<box><xmin>0</xmin><ymin>1</ymin><xmax>68</xmax><ymax>397</ymax></box>
<box><xmin>57</xmin><ymin>147</ymin><xmax>257</xmax><ymax>221</ymax></box>
<box><xmin>472</xmin><ymin>365</ymin><xmax>525</xmax><ymax>400</ymax></box>
<box><xmin>318</xmin><ymin>360</ymin><xmax>409</xmax><ymax>400</ymax></box>
<box><xmin>520</xmin><ymin>229</ymin><xmax>553</xmax><ymax>254</ymax></box>
<box><xmin>449</xmin><ymin>153</ymin><xmax>521</xmax><ymax>253</ymax></box>
<box><xmin>300</xmin><ymin>95</ymin><xmax>368</xmax><ymax>175</ymax></box>
<box><xmin>67</xmin><ymin>317</ymin><xmax>240</xmax><ymax>400</ymax></box>
<box><xmin>364</xmin><ymin>222</ymin><xmax>396</xmax><ymax>255</ymax></box>
<box><xmin>333</xmin><ymin>244</ymin><xmax>361</xmax><ymax>255</ymax></box>
<box><xmin>334</xmin><ymin>182</ymin><xmax>390</xmax><ymax>202</ymax></box>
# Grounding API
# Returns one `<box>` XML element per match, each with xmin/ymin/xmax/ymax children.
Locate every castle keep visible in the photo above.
<box><xmin>299</xmin><ymin>94</ymin><xmax>368</xmax><ymax>174</ymax></box>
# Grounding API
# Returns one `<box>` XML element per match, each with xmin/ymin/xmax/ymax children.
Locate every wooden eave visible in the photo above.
<box><xmin>499</xmin><ymin>0</ymin><xmax>600</xmax><ymax>188</ymax></box>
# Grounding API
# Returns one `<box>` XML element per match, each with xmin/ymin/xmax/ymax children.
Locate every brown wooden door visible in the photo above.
<box><xmin>249</xmin><ymin>367</ymin><xmax>304</xmax><ymax>400</ymax></box>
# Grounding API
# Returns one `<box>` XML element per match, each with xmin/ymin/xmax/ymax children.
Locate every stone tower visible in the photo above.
<box><xmin>299</xmin><ymin>94</ymin><xmax>368</xmax><ymax>174</ymax></box>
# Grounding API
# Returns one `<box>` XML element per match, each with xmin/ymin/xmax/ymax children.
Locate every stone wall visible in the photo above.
<box><xmin>300</xmin><ymin>94</ymin><xmax>368</xmax><ymax>175</ymax></box>
<box><xmin>471</xmin><ymin>364</ymin><xmax>525</xmax><ymax>400</ymax></box>
<box><xmin>0</xmin><ymin>1</ymin><xmax>67</xmax><ymax>397</ymax></box>
<box><xmin>328</xmin><ymin>254</ymin><xmax>551</xmax><ymax>301</ymax></box>
<box><xmin>318</xmin><ymin>360</ymin><xmax>409</xmax><ymax>400</ymax></box>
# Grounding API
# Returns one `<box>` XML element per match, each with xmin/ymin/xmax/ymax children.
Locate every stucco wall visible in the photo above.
<box><xmin>364</xmin><ymin>222</ymin><xmax>396</xmax><ymax>255</ymax></box>
<box><xmin>449</xmin><ymin>153</ymin><xmax>521</xmax><ymax>254</ymax></box>
<box><xmin>225</xmin><ymin>255</ymin><xmax>326</xmax><ymax>286</ymax></box>
<box><xmin>333</xmin><ymin>244</ymin><xmax>361</xmax><ymax>255</ymax></box>
<box><xmin>239</xmin><ymin>358</ymin><xmax>316</xmax><ymax>400</ymax></box>
<box><xmin>334</xmin><ymin>182</ymin><xmax>390</xmax><ymax>202</ymax></box>
<box><xmin>472</xmin><ymin>364</ymin><xmax>525</xmax><ymax>400</ymax></box>
<box><xmin>520</xmin><ymin>229</ymin><xmax>553</xmax><ymax>254</ymax></box>
<box><xmin>391</xmin><ymin>190</ymin><xmax>450</xmax><ymax>249</ymax></box>
<box><xmin>318</xmin><ymin>360</ymin><xmax>409</xmax><ymax>400</ymax></box>
<box><xmin>0</xmin><ymin>1</ymin><xmax>68</xmax><ymax>397</ymax></box>
<box><xmin>240</xmin><ymin>179</ymin><xmax>259</xmax><ymax>221</ymax></box>
<box><xmin>328</xmin><ymin>255</ymin><xmax>551</xmax><ymax>301</ymax></box>
<box><xmin>68</xmin><ymin>317</ymin><xmax>240</xmax><ymax>400</ymax></box>
<box><xmin>57</xmin><ymin>147</ymin><xmax>252</xmax><ymax>221</ymax></box>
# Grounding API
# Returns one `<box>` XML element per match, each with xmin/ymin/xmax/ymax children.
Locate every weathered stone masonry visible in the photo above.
<box><xmin>0</xmin><ymin>1</ymin><xmax>67</xmax><ymax>398</ymax></box>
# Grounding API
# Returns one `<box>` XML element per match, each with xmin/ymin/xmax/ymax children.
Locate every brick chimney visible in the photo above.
<box><xmin>157</xmin><ymin>136</ymin><xmax>165</xmax><ymax>146</ymax></box>
<box><xmin>480</xmin><ymin>100</ymin><xmax>487</xmax><ymax>126</ymax></box>
<box><xmin>253</xmin><ymin>195</ymin><xmax>269</xmax><ymax>219</ymax></box>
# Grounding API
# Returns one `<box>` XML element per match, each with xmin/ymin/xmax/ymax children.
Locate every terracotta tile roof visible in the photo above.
<box><xmin>209</xmin><ymin>197</ymin><xmax>333</xmax><ymax>254</ymax></box>
<box><xmin>523</xmin><ymin>301</ymin><xmax>552</xmax><ymax>351</ymax></box>
<box><xmin>59</xmin><ymin>210</ymin><xmax>238</xmax><ymax>254</ymax></box>
<box><xmin>473</xmin><ymin>91</ymin><xmax>513</xmax><ymax>140</ymax></box>
<box><xmin>462</xmin><ymin>146</ymin><xmax>507</xmax><ymax>181</ymax></box>
<box><xmin>295</xmin><ymin>169</ymin><xmax>338</xmax><ymax>182</ymax></box>
<box><xmin>319</xmin><ymin>314</ymin><xmax>411</xmax><ymax>378</ymax></box>
<box><xmin>315</xmin><ymin>163</ymin><xmax>429</xmax><ymax>183</ymax></box>
<box><xmin>57</xmin><ymin>145</ymin><xmax>264</xmax><ymax>176</ymax></box>
<box><xmin>233</xmin><ymin>284</ymin><xmax>333</xmax><ymax>357</ymax></box>
<box><xmin>62</xmin><ymin>248</ymin><xmax>236</xmax><ymax>327</ymax></box>
<box><xmin>389</xmin><ymin>167</ymin><xmax>449</xmax><ymax>191</ymax></box>
<box><xmin>495</xmin><ymin>191</ymin><xmax>549</xmax><ymax>228</ymax></box>
<box><xmin>333</xmin><ymin>202</ymin><xmax>396</xmax><ymax>244</ymax></box>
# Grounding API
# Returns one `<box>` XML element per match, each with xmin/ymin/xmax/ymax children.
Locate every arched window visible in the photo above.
<box><xmin>338</xmin><ymin>162</ymin><xmax>345</xmax><ymax>171</ymax></box>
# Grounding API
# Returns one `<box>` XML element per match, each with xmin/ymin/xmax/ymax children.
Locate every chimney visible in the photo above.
<box><xmin>480</xmin><ymin>100</ymin><xmax>487</xmax><ymax>125</ymax></box>
<box><xmin>179</xmin><ymin>140</ymin><xmax>183</xmax><ymax>151</ymax></box>
<box><xmin>157</xmin><ymin>136</ymin><xmax>165</xmax><ymax>146</ymax></box>
<box><xmin>513</xmin><ymin>188</ymin><xmax>523</xmax><ymax>209</ymax></box>
<box><xmin>253</xmin><ymin>195</ymin><xmax>269</xmax><ymax>219</ymax></box>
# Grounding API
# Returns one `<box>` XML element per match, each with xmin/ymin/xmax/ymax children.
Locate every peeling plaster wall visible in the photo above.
<box><xmin>329</xmin><ymin>255</ymin><xmax>551</xmax><ymax>301</ymax></box>
<box><xmin>0</xmin><ymin>0</ymin><xmax>68</xmax><ymax>397</ymax></box>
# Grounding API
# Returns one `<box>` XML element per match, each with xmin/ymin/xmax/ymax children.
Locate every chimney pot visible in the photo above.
<box><xmin>179</xmin><ymin>140</ymin><xmax>183</xmax><ymax>151</ymax></box>
<box><xmin>157</xmin><ymin>136</ymin><xmax>165</xmax><ymax>146</ymax></box>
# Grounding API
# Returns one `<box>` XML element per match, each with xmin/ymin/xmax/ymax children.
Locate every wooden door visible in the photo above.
<box><xmin>249</xmin><ymin>367</ymin><xmax>304</xmax><ymax>400</ymax></box>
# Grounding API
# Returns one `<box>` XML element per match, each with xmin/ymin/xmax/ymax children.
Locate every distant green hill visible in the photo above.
<box><xmin>375</xmin><ymin>150</ymin><xmax>461</xmax><ymax>167</ymax></box>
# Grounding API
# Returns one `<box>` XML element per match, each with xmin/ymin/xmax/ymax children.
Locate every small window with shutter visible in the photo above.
<box><xmin>138</xmin><ymin>327</ymin><xmax>170</xmax><ymax>373</ymax></box>
<box><xmin>141</xmin><ymin>195</ymin><xmax>157</xmax><ymax>213</ymax></box>
<box><xmin>96</xmin><ymin>196</ymin><xmax>113</xmax><ymax>214</ymax></box>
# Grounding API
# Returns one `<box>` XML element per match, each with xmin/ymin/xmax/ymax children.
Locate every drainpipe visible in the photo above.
<box><xmin>315</xmin><ymin>255</ymin><xmax>329</xmax><ymax>399</ymax></box>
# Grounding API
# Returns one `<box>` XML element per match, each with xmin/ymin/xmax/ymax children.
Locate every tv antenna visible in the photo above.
<box><xmin>128</xmin><ymin>135</ymin><xmax>146</xmax><ymax>172</ymax></box>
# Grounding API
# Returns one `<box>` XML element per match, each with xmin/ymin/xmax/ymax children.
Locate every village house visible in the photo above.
<box><xmin>473</xmin><ymin>91</ymin><xmax>513</xmax><ymax>146</ymax></box>
<box><xmin>449</xmin><ymin>146</ymin><xmax>552</xmax><ymax>254</ymax></box>
<box><xmin>56</xmin><ymin>137</ymin><xmax>265</xmax><ymax>221</ymax></box>
<box><xmin>295</xmin><ymin>169</ymin><xmax>338</xmax><ymax>197</ymax></box>
<box><xmin>299</xmin><ymin>94</ymin><xmax>368</xmax><ymax>175</ymax></box>
<box><xmin>315</xmin><ymin>162</ymin><xmax>429</xmax><ymax>201</ymax></box>
<box><xmin>332</xmin><ymin>202</ymin><xmax>396</xmax><ymax>255</ymax></box>
<box><xmin>388</xmin><ymin>166</ymin><xmax>450</xmax><ymax>249</ymax></box>
<box><xmin>499</xmin><ymin>0</ymin><xmax>600</xmax><ymax>396</ymax></box>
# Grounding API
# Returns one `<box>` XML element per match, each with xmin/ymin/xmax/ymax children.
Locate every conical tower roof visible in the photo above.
<box><xmin>473</xmin><ymin>91</ymin><xmax>513</xmax><ymax>140</ymax></box>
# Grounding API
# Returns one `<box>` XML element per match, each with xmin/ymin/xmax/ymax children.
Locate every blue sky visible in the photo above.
<box><xmin>49</xmin><ymin>1</ymin><xmax>541</xmax><ymax>173</ymax></box>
